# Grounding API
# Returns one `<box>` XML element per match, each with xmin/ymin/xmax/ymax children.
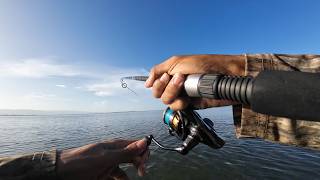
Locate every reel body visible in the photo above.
<box><xmin>146</xmin><ymin>107</ymin><xmax>225</xmax><ymax>155</ymax></box>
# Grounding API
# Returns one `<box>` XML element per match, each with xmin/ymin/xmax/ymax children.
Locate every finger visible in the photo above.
<box><xmin>133</xmin><ymin>149</ymin><xmax>150</xmax><ymax>167</ymax></box>
<box><xmin>109</xmin><ymin>166</ymin><xmax>129</xmax><ymax>180</ymax></box>
<box><xmin>137</xmin><ymin>150</ymin><xmax>150</xmax><ymax>177</ymax></box>
<box><xmin>152</xmin><ymin>73</ymin><xmax>170</xmax><ymax>98</ymax></box>
<box><xmin>161</xmin><ymin>73</ymin><xmax>185</xmax><ymax>105</ymax></box>
<box><xmin>138</xmin><ymin>164</ymin><xmax>145</xmax><ymax>177</ymax></box>
<box><xmin>112</xmin><ymin>138</ymin><xmax>148</xmax><ymax>164</ymax></box>
<box><xmin>145</xmin><ymin>63</ymin><xmax>169</xmax><ymax>88</ymax></box>
<box><xmin>169</xmin><ymin>97</ymin><xmax>190</xmax><ymax>111</ymax></box>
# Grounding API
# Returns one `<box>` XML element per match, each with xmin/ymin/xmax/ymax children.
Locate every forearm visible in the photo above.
<box><xmin>0</xmin><ymin>150</ymin><xmax>58</xmax><ymax>180</ymax></box>
<box><xmin>234</xmin><ymin>53</ymin><xmax>320</xmax><ymax>149</ymax></box>
<box><xmin>245</xmin><ymin>54</ymin><xmax>320</xmax><ymax>76</ymax></box>
<box><xmin>185</xmin><ymin>54</ymin><xmax>246</xmax><ymax>76</ymax></box>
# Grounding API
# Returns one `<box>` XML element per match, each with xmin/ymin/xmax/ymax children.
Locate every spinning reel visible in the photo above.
<box><xmin>121</xmin><ymin>75</ymin><xmax>225</xmax><ymax>155</ymax></box>
<box><xmin>146</xmin><ymin>107</ymin><xmax>225</xmax><ymax>155</ymax></box>
<box><xmin>122</xmin><ymin>69</ymin><xmax>320</xmax><ymax>156</ymax></box>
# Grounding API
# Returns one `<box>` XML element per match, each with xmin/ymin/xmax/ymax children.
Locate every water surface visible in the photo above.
<box><xmin>0</xmin><ymin>108</ymin><xmax>319</xmax><ymax>180</ymax></box>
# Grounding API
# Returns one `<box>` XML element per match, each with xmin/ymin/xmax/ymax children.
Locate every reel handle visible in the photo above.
<box><xmin>145</xmin><ymin>134</ymin><xmax>199</xmax><ymax>155</ymax></box>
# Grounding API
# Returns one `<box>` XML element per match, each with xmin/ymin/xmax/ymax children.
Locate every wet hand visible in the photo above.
<box><xmin>57</xmin><ymin>138</ymin><xmax>150</xmax><ymax>180</ymax></box>
<box><xmin>145</xmin><ymin>55</ymin><xmax>245</xmax><ymax>110</ymax></box>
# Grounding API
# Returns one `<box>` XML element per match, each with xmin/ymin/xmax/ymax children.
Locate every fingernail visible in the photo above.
<box><xmin>145</xmin><ymin>72</ymin><xmax>153</xmax><ymax>87</ymax></box>
<box><xmin>160</xmin><ymin>73</ymin><xmax>169</xmax><ymax>82</ymax></box>
<box><xmin>172</xmin><ymin>73</ymin><xmax>184</xmax><ymax>86</ymax></box>
<box><xmin>145</xmin><ymin>77</ymin><xmax>151</xmax><ymax>87</ymax></box>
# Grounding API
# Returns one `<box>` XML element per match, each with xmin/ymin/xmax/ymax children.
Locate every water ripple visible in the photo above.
<box><xmin>0</xmin><ymin>109</ymin><xmax>319</xmax><ymax>179</ymax></box>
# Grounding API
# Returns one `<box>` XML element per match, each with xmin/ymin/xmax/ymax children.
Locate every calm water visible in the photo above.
<box><xmin>0</xmin><ymin>108</ymin><xmax>320</xmax><ymax>180</ymax></box>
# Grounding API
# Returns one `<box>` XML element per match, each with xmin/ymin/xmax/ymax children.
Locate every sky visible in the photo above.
<box><xmin>0</xmin><ymin>0</ymin><xmax>319</xmax><ymax>112</ymax></box>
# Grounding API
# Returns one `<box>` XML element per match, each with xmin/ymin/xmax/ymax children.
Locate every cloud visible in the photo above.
<box><xmin>0</xmin><ymin>57</ymin><xmax>151</xmax><ymax>98</ymax></box>
<box><xmin>86</xmin><ymin>76</ymin><xmax>148</xmax><ymax>97</ymax></box>
<box><xmin>87</xmin><ymin>82</ymin><xmax>120</xmax><ymax>96</ymax></box>
<box><xmin>56</xmin><ymin>84</ymin><xmax>66</xmax><ymax>88</ymax></box>
<box><xmin>24</xmin><ymin>93</ymin><xmax>57</xmax><ymax>100</ymax></box>
<box><xmin>0</xmin><ymin>58</ymin><xmax>81</xmax><ymax>78</ymax></box>
<box><xmin>84</xmin><ymin>67</ymin><xmax>150</xmax><ymax>97</ymax></box>
<box><xmin>0</xmin><ymin>58</ymin><xmax>149</xmax><ymax>80</ymax></box>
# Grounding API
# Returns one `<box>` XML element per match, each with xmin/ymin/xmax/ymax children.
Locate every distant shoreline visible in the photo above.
<box><xmin>0</xmin><ymin>109</ymin><xmax>162</xmax><ymax>116</ymax></box>
<box><xmin>0</xmin><ymin>107</ymin><xmax>231</xmax><ymax>116</ymax></box>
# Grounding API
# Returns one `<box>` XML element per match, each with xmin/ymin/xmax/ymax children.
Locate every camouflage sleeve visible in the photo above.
<box><xmin>233</xmin><ymin>54</ymin><xmax>320</xmax><ymax>149</ymax></box>
<box><xmin>0</xmin><ymin>149</ymin><xmax>59</xmax><ymax>180</ymax></box>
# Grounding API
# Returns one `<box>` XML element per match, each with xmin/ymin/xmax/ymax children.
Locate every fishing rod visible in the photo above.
<box><xmin>122</xmin><ymin>70</ymin><xmax>320</xmax><ymax>121</ymax></box>
<box><xmin>122</xmin><ymin>70</ymin><xmax>320</xmax><ymax>154</ymax></box>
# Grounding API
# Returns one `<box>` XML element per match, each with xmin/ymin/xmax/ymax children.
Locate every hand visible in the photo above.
<box><xmin>57</xmin><ymin>138</ymin><xmax>150</xmax><ymax>180</ymax></box>
<box><xmin>145</xmin><ymin>55</ymin><xmax>246</xmax><ymax>110</ymax></box>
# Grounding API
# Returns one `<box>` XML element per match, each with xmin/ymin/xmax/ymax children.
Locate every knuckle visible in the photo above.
<box><xmin>165</xmin><ymin>55</ymin><xmax>180</xmax><ymax>64</ymax></box>
<box><xmin>150</xmin><ymin>67</ymin><xmax>156</xmax><ymax>74</ymax></box>
<box><xmin>160</xmin><ymin>87</ymin><xmax>179</xmax><ymax>105</ymax></box>
<box><xmin>161</xmin><ymin>97</ymin><xmax>171</xmax><ymax>105</ymax></box>
<box><xmin>167</xmin><ymin>84</ymin><xmax>180</xmax><ymax>95</ymax></box>
<box><xmin>170</xmin><ymin>98</ymin><xmax>189</xmax><ymax>110</ymax></box>
<box><xmin>169</xmin><ymin>104</ymin><xmax>179</xmax><ymax>111</ymax></box>
<box><xmin>152</xmin><ymin>91</ymin><xmax>161</xmax><ymax>98</ymax></box>
<box><xmin>151</xmin><ymin>64</ymin><xmax>162</xmax><ymax>75</ymax></box>
<box><xmin>169</xmin><ymin>55</ymin><xmax>180</xmax><ymax>60</ymax></box>
<box><xmin>169</xmin><ymin>55</ymin><xmax>185</xmax><ymax>62</ymax></box>
<box><xmin>132</xmin><ymin>142</ymin><xmax>139</xmax><ymax>150</ymax></box>
<box><xmin>152</xmin><ymin>80</ymin><xmax>163</xmax><ymax>98</ymax></box>
<box><xmin>169</xmin><ymin>102</ymin><xmax>181</xmax><ymax>111</ymax></box>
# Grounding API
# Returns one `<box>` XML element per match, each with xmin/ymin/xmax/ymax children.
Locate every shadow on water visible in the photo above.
<box><xmin>0</xmin><ymin>107</ymin><xmax>320</xmax><ymax>179</ymax></box>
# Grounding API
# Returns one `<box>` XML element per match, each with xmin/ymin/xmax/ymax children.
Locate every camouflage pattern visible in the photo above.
<box><xmin>0</xmin><ymin>150</ymin><xmax>58</xmax><ymax>180</ymax></box>
<box><xmin>233</xmin><ymin>54</ymin><xmax>320</xmax><ymax>149</ymax></box>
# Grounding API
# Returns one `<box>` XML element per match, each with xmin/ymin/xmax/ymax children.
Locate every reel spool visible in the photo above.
<box><xmin>163</xmin><ymin>108</ymin><xmax>186</xmax><ymax>139</ymax></box>
<box><xmin>146</xmin><ymin>107</ymin><xmax>225</xmax><ymax>155</ymax></box>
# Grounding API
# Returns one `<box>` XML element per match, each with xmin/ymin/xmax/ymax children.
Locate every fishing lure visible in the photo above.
<box><xmin>120</xmin><ymin>76</ymin><xmax>148</xmax><ymax>95</ymax></box>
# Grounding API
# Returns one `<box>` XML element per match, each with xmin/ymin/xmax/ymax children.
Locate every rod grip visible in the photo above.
<box><xmin>184</xmin><ymin>74</ymin><xmax>253</xmax><ymax>105</ymax></box>
<box><xmin>251</xmin><ymin>70</ymin><xmax>320</xmax><ymax>121</ymax></box>
<box><xmin>184</xmin><ymin>71</ymin><xmax>320</xmax><ymax>121</ymax></box>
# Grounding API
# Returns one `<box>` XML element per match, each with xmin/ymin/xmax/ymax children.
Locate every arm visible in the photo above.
<box><xmin>236</xmin><ymin>54</ymin><xmax>320</xmax><ymax>149</ymax></box>
<box><xmin>146</xmin><ymin>54</ymin><xmax>320</xmax><ymax>149</ymax></box>
<box><xmin>0</xmin><ymin>138</ymin><xmax>149</xmax><ymax>180</ymax></box>
<box><xmin>0</xmin><ymin>150</ymin><xmax>58</xmax><ymax>180</ymax></box>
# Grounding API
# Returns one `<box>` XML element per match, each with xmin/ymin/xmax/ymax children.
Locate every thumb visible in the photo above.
<box><xmin>114</xmin><ymin>138</ymin><xmax>148</xmax><ymax>164</ymax></box>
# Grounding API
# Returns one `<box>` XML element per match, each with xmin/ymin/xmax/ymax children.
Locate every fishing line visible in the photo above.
<box><xmin>120</xmin><ymin>76</ymin><xmax>149</xmax><ymax>95</ymax></box>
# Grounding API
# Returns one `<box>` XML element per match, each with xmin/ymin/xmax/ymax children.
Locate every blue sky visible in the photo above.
<box><xmin>0</xmin><ymin>0</ymin><xmax>319</xmax><ymax>112</ymax></box>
